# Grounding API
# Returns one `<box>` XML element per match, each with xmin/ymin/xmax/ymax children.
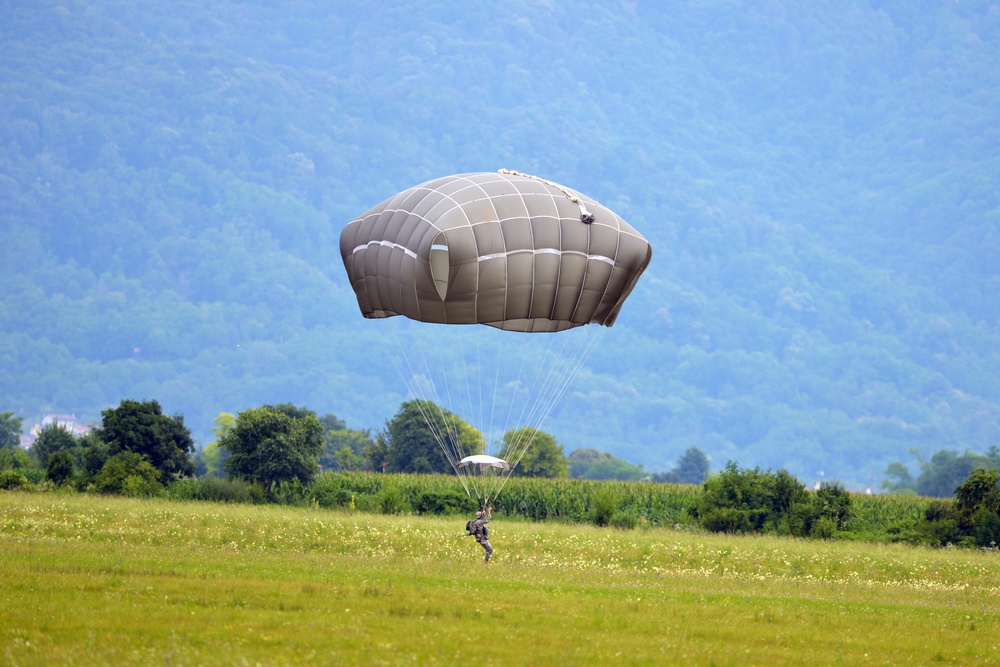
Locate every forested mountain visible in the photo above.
<box><xmin>2</xmin><ymin>0</ymin><xmax>998</xmax><ymax>488</ymax></box>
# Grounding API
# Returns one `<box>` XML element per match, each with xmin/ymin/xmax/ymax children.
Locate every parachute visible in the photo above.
<box><xmin>340</xmin><ymin>170</ymin><xmax>652</xmax><ymax>505</ymax></box>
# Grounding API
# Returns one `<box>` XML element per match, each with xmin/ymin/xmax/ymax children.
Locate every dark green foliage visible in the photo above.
<box><xmin>908</xmin><ymin>469</ymin><xmax>1000</xmax><ymax>546</ymax></box>
<box><xmin>502</xmin><ymin>428</ymin><xmax>568</xmax><ymax>479</ymax></box>
<box><xmin>0</xmin><ymin>447</ymin><xmax>32</xmax><ymax>472</ymax></box>
<box><xmin>269</xmin><ymin>480</ymin><xmax>309</xmax><ymax>506</ymax></box>
<box><xmin>590</xmin><ymin>489</ymin><xmax>619</xmax><ymax>527</ymax></box>
<box><xmin>305</xmin><ymin>474</ymin><xmax>357</xmax><ymax>508</ymax></box>
<box><xmin>813</xmin><ymin>481</ymin><xmax>853</xmax><ymax>530</ymax></box>
<box><xmin>98</xmin><ymin>400</ymin><xmax>195</xmax><ymax>481</ymax></box>
<box><xmin>912</xmin><ymin>500</ymin><xmax>963</xmax><ymax>547</ymax></box>
<box><xmin>414</xmin><ymin>489</ymin><xmax>477</xmax><ymax>516</ymax></box>
<box><xmin>697</xmin><ymin>462</ymin><xmax>853</xmax><ymax>537</ymax></box>
<box><xmin>972</xmin><ymin>509</ymin><xmax>1000</xmax><ymax>548</ymax></box>
<box><xmin>165</xmin><ymin>477</ymin><xmax>267</xmax><ymax>504</ymax></box>
<box><xmin>92</xmin><ymin>451</ymin><xmax>163</xmax><ymax>497</ymax></box>
<box><xmin>320</xmin><ymin>422</ymin><xmax>374</xmax><ymax>473</ymax></box>
<box><xmin>385</xmin><ymin>401</ymin><xmax>479</xmax><ymax>475</ymax></box>
<box><xmin>77</xmin><ymin>434</ymin><xmax>109</xmax><ymax>481</ymax></box>
<box><xmin>954</xmin><ymin>468</ymin><xmax>1000</xmax><ymax>526</ymax></box>
<box><xmin>32</xmin><ymin>424</ymin><xmax>76</xmax><ymax>469</ymax></box>
<box><xmin>917</xmin><ymin>451</ymin><xmax>996</xmax><ymax>498</ymax></box>
<box><xmin>0</xmin><ymin>470</ymin><xmax>29</xmax><ymax>490</ymax></box>
<box><xmin>221</xmin><ymin>404</ymin><xmax>323</xmax><ymax>488</ymax></box>
<box><xmin>701</xmin><ymin>507</ymin><xmax>760</xmax><ymax>534</ymax></box>
<box><xmin>46</xmin><ymin>449</ymin><xmax>75</xmax><ymax>485</ymax></box>
<box><xmin>376</xmin><ymin>486</ymin><xmax>410</xmax><ymax>515</ymax></box>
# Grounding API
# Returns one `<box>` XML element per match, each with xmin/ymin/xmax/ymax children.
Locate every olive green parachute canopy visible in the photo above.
<box><xmin>340</xmin><ymin>170</ymin><xmax>652</xmax><ymax>332</ymax></box>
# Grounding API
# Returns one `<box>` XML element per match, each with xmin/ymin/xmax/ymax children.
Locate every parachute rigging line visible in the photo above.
<box><xmin>387</xmin><ymin>320</ymin><xmax>602</xmax><ymax>505</ymax></box>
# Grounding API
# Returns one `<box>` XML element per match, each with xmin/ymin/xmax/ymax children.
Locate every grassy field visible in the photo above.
<box><xmin>1</xmin><ymin>491</ymin><xmax>998</xmax><ymax>666</ymax></box>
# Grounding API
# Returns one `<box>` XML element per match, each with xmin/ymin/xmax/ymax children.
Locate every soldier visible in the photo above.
<box><xmin>471</xmin><ymin>505</ymin><xmax>493</xmax><ymax>564</ymax></box>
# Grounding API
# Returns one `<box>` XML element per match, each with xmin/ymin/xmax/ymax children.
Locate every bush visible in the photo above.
<box><xmin>46</xmin><ymin>450</ymin><xmax>75</xmax><ymax>486</ymax></box>
<box><xmin>0</xmin><ymin>469</ymin><xmax>29</xmax><ymax>490</ymax></box>
<box><xmin>376</xmin><ymin>486</ymin><xmax>410</xmax><ymax>515</ymax></box>
<box><xmin>813</xmin><ymin>481</ymin><xmax>853</xmax><ymax>530</ymax></box>
<box><xmin>590</xmin><ymin>489</ymin><xmax>618</xmax><ymax>527</ymax></box>
<box><xmin>306</xmin><ymin>474</ymin><xmax>364</xmax><ymax>509</ymax></box>
<box><xmin>699</xmin><ymin>507</ymin><xmax>762</xmax><ymax>533</ymax></box>
<box><xmin>810</xmin><ymin>516</ymin><xmax>839</xmax><ymax>539</ymax></box>
<box><xmin>972</xmin><ymin>509</ymin><xmax>1000</xmax><ymax>548</ymax></box>
<box><xmin>93</xmin><ymin>452</ymin><xmax>163</xmax><ymax>496</ymax></box>
<box><xmin>414</xmin><ymin>489</ymin><xmax>477</xmax><ymax>515</ymax></box>
<box><xmin>697</xmin><ymin>462</ymin><xmax>834</xmax><ymax>537</ymax></box>
<box><xmin>165</xmin><ymin>477</ymin><xmax>268</xmax><ymax>504</ymax></box>
<box><xmin>609</xmin><ymin>510</ymin><xmax>639</xmax><ymax>530</ymax></box>
<box><xmin>270</xmin><ymin>479</ymin><xmax>308</xmax><ymax>505</ymax></box>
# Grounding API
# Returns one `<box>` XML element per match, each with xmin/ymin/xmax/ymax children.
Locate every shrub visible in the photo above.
<box><xmin>810</xmin><ymin>516</ymin><xmax>839</xmax><ymax>539</ymax></box>
<box><xmin>813</xmin><ymin>481</ymin><xmax>853</xmax><ymax>530</ymax></box>
<box><xmin>699</xmin><ymin>507</ymin><xmax>763</xmax><ymax>533</ymax></box>
<box><xmin>973</xmin><ymin>509</ymin><xmax>1000</xmax><ymax>548</ymax></box>
<box><xmin>414</xmin><ymin>489</ymin><xmax>477</xmax><ymax>515</ymax></box>
<box><xmin>590</xmin><ymin>489</ymin><xmax>618</xmax><ymax>527</ymax></box>
<box><xmin>46</xmin><ymin>450</ymin><xmax>75</xmax><ymax>486</ymax></box>
<box><xmin>376</xmin><ymin>486</ymin><xmax>410</xmax><ymax>515</ymax></box>
<box><xmin>609</xmin><ymin>510</ymin><xmax>639</xmax><ymax>530</ymax></box>
<box><xmin>0</xmin><ymin>469</ymin><xmax>29</xmax><ymax>490</ymax></box>
<box><xmin>270</xmin><ymin>479</ymin><xmax>308</xmax><ymax>505</ymax></box>
<box><xmin>93</xmin><ymin>452</ymin><xmax>163</xmax><ymax>496</ymax></box>
<box><xmin>697</xmin><ymin>462</ymin><xmax>827</xmax><ymax>536</ymax></box>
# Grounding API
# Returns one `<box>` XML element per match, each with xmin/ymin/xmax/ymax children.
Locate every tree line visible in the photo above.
<box><xmin>3</xmin><ymin>401</ymin><xmax>999</xmax><ymax>548</ymax></box>
<box><xmin>0</xmin><ymin>399</ymin><xmax>711</xmax><ymax>498</ymax></box>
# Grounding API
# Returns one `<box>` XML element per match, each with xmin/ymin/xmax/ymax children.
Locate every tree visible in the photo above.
<box><xmin>0</xmin><ymin>446</ymin><xmax>31</xmax><ymax>472</ymax></box>
<box><xmin>97</xmin><ymin>399</ymin><xmax>195</xmax><ymax>480</ymax></box>
<box><xmin>221</xmin><ymin>404</ymin><xmax>323</xmax><ymax>487</ymax></box>
<box><xmin>954</xmin><ymin>468</ymin><xmax>1000</xmax><ymax>529</ymax></box>
<box><xmin>31</xmin><ymin>423</ymin><xmax>76</xmax><ymax>469</ymax></box>
<box><xmin>673</xmin><ymin>447</ymin><xmax>711</xmax><ymax>484</ymax></box>
<box><xmin>695</xmin><ymin>461</ymin><xmax>848</xmax><ymax>538</ymax></box>
<box><xmin>363</xmin><ymin>431</ymin><xmax>389</xmax><ymax>472</ymax></box>
<box><xmin>385</xmin><ymin>400</ymin><xmax>482</xmax><ymax>474</ymax></box>
<box><xmin>881</xmin><ymin>461</ymin><xmax>916</xmax><ymax>494</ymax></box>
<box><xmin>500</xmin><ymin>427</ymin><xmax>567</xmax><ymax>478</ymax></box>
<box><xmin>568</xmin><ymin>448</ymin><xmax>646</xmax><ymax>481</ymax></box>
<box><xmin>917</xmin><ymin>450</ymin><xmax>989</xmax><ymax>498</ymax></box>
<box><xmin>0</xmin><ymin>412</ymin><xmax>23</xmax><ymax>449</ymax></box>
<box><xmin>319</xmin><ymin>416</ymin><xmax>374</xmax><ymax>472</ymax></box>
<box><xmin>46</xmin><ymin>449</ymin><xmax>75</xmax><ymax>485</ymax></box>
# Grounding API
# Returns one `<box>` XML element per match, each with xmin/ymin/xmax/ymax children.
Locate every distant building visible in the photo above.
<box><xmin>26</xmin><ymin>413</ymin><xmax>93</xmax><ymax>446</ymax></box>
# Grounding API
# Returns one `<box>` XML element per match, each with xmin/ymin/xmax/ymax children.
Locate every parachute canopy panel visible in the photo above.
<box><xmin>340</xmin><ymin>171</ymin><xmax>653</xmax><ymax>332</ymax></box>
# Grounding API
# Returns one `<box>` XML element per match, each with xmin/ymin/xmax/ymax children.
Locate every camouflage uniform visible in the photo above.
<box><xmin>473</xmin><ymin>515</ymin><xmax>493</xmax><ymax>562</ymax></box>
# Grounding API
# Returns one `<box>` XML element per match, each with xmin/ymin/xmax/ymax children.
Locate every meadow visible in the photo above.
<box><xmin>1</xmin><ymin>491</ymin><xmax>998</xmax><ymax>666</ymax></box>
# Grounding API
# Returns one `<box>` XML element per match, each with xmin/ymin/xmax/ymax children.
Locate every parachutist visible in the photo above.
<box><xmin>468</xmin><ymin>505</ymin><xmax>493</xmax><ymax>564</ymax></box>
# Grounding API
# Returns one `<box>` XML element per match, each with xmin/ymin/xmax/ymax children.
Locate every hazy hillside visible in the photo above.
<box><xmin>2</xmin><ymin>0</ymin><xmax>998</xmax><ymax>488</ymax></box>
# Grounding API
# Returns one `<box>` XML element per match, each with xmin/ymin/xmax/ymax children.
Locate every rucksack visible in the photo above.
<box><xmin>466</xmin><ymin>519</ymin><xmax>476</xmax><ymax>536</ymax></box>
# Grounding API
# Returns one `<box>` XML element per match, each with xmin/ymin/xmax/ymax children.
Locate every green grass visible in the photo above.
<box><xmin>1</xmin><ymin>491</ymin><xmax>998</xmax><ymax>666</ymax></box>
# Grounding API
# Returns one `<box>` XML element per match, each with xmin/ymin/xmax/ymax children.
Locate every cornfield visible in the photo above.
<box><xmin>318</xmin><ymin>471</ymin><xmax>939</xmax><ymax>536</ymax></box>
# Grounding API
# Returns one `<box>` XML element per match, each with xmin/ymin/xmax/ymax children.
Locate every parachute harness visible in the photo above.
<box><xmin>498</xmin><ymin>169</ymin><xmax>595</xmax><ymax>224</ymax></box>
